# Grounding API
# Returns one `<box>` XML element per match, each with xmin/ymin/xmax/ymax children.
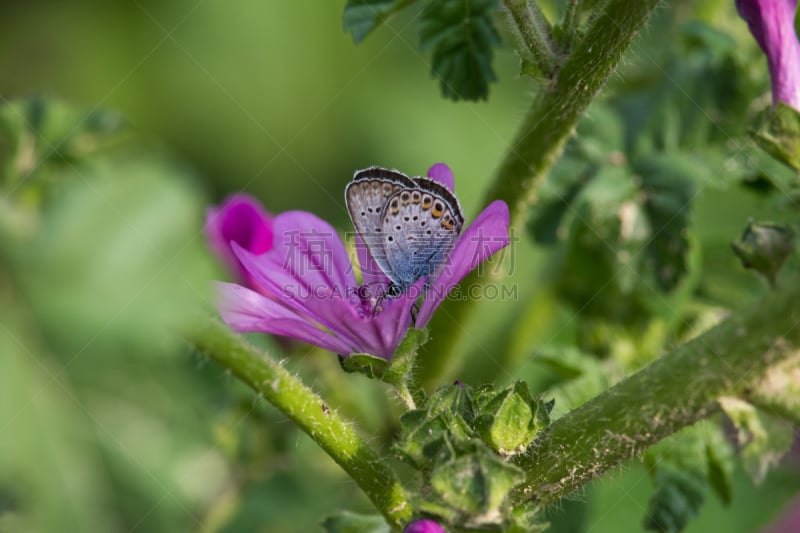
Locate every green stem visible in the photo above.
<box><xmin>563</xmin><ymin>0</ymin><xmax>581</xmax><ymax>32</ymax></box>
<box><xmin>502</xmin><ymin>0</ymin><xmax>558</xmax><ymax>77</ymax></box>
<box><xmin>395</xmin><ymin>383</ymin><xmax>417</xmax><ymax>410</ymax></box>
<box><xmin>511</xmin><ymin>276</ymin><xmax>800</xmax><ymax>506</ymax></box>
<box><xmin>187</xmin><ymin>318</ymin><xmax>412</xmax><ymax>529</ymax></box>
<box><xmin>419</xmin><ymin>0</ymin><xmax>661</xmax><ymax>386</ymax></box>
<box><xmin>490</xmin><ymin>0</ymin><xmax>660</xmax><ymax>228</ymax></box>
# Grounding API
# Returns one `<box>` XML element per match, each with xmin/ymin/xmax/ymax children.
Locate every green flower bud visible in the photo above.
<box><xmin>731</xmin><ymin>221</ymin><xmax>795</xmax><ymax>286</ymax></box>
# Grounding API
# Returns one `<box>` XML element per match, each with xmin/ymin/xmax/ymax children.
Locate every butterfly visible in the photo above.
<box><xmin>345</xmin><ymin>166</ymin><xmax>464</xmax><ymax>298</ymax></box>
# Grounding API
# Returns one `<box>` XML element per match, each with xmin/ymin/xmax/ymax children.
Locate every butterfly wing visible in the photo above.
<box><xmin>345</xmin><ymin>167</ymin><xmax>416</xmax><ymax>284</ymax></box>
<box><xmin>381</xmin><ymin>184</ymin><xmax>463</xmax><ymax>290</ymax></box>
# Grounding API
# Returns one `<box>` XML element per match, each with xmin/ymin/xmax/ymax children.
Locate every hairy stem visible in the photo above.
<box><xmin>563</xmin><ymin>0</ymin><xmax>581</xmax><ymax>34</ymax></box>
<box><xmin>419</xmin><ymin>0</ymin><xmax>661</xmax><ymax>386</ymax></box>
<box><xmin>489</xmin><ymin>0</ymin><xmax>660</xmax><ymax>227</ymax></box>
<box><xmin>503</xmin><ymin>0</ymin><xmax>558</xmax><ymax>76</ymax></box>
<box><xmin>511</xmin><ymin>276</ymin><xmax>800</xmax><ymax>506</ymax></box>
<box><xmin>187</xmin><ymin>318</ymin><xmax>412</xmax><ymax>528</ymax></box>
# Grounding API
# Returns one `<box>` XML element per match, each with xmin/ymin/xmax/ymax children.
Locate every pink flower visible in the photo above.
<box><xmin>404</xmin><ymin>518</ymin><xmax>447</xmax><ymax>533</ymax></box>
<box><xmin>208</xmin><ymin>164</ymin><xmax>510</xmax><ymax>359</ymax></box>
<box><xmin>205</xmin><ymin>194</ymin><xmax>274</xmax><ymax>288</ymax></box>
<box><xmin>737</xmin><ymin>0</ymin><xmax>800</xmax><ymax>108</ymax></box>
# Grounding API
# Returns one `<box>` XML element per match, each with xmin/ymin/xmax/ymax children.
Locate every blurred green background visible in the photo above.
<box><xmin>0</xmin><ymin>1</ymin><xmax>798</xmax><ymax>532</ymax></box>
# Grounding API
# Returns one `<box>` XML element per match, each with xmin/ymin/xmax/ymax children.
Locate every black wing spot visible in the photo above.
<box><xmin>361</xmin><ymin>211</ymin><xmax>366</xmax><ymax>216</ymax></box>
<box><xmin>387</xmin><ymin>236</ymin><xmax>394</xmax><ymax>242</ymax></box>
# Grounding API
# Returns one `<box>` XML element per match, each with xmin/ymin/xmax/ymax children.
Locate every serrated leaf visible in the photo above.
<box><xmin>419</xmin><ymin>0</ymin><xmax>501</xmax><ymax>101</ymax></box>
<box><xmin>322</xmin><ymin>511</ymin><xmax>390</xmax><ymax>533</ymax></box>
<box><xmin>427</xmin><ymin>381</ymin><xmax>475</xmax><ymax>424</ymax></box>
<box><xmin>430</xmin><ymin>444</ymin><xmax>523</xmax><ymax>517</ymax></box>
<box><xmin>643</xmin><ymin>469</ymin><xmax>705</xmax><ymax>533</ymax></box>
<box><xmin>475</xmin><ymin>382</ymin><xmax>549</xmax><ymax>454</ymax></box>
<box><xmin>343</xmin><ymin>0</ymin><xmax>415</xmax><ymax>43</ymax></box>
<box><xmin>719</xmin><ymin>396</ymin><xmax>795</xmax><ymax>484</ymax></box>
<box><xmin>395</xmin><ymin>412</ymin><xmax>450</xmax><ymax>468</ymax></box>
<box><xmin>553</xmin><ymin>165</ymin><xmax>646</xmax><ymax>315</ymax></box>
<box><xmin>634</xmin><ymin>154</ymin><xmax>697</xmax><ymax>292</ymax></box>
<box><xmin>643</xmin><ymin>422</ymin><xmax>735</xmax><ymax>530</ymax></box>
<box><xmin>526</xmin><ymin>161</ymin><xmax>591</xmax><ymax>246</ymax></box>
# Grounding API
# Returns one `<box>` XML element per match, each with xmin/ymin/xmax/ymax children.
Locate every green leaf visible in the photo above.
<box><xmin>643</xmin><ymin>469</ymin><xmax>705</xmax><ymax>533</ymax></box>
<box><xmin>0</xmin><ymin>97</ymin><xmax>127</xmax><ymax>192</ymax></box>
<box><xmin>427</xmin><ymin>382</ymin><xmax>475</xmax><ymax>425</ymax></box>
<box><xmin>526</xmin><ymin>160</ymin><xmax>591</xmax><ymax>245</ymax></box>
<box><xmin>750</xmin><ymin>103</ymin><xmax>800</xmax><ymax>171</ymax></box>
<box><xmin>705</xmin><ymin>444</ymin><xmax>732</xmax><ymax>506</ymax></box>
<box><xmin>321</xmin><ymin>511</ymin><xmax>390</xmax><ymax>533</ymax></box>
<box><xmin>394</xmin><ymin>411</ymin><xmax>450</xmax><ymax>468</ymax></box>
<box><xmin>430</xmin><ymin>444</ymin><xmax>523</xmax><ymax>517</ymax></box>
<box><xmin>474</xmin><ymin>381</ymin><xmax>550</xmax><ymax>455</ymax></box>
<box><xmin>552</xmin><ymin>165</ymin><xmax>647</xmax><ymax>316</ymax></box>
<box><xmin>643</xmin><ymin>422</ymin><xmax>735</xmax><ymax>530</ymax></box>
<box><xmin>341</xmin><ymin>329</ymin><xmax>428</xmax><ymax>407</ymax></box>
<box><xmin>383</xmin><ymin>328</ymin><xmax>428</xmax><ymax>386</ymax></box>
<box><xmin>719</xmin><ymin>396</ymin><xmax>795</xmax><ymax>484</ymax></box>
<box><xmin>633</xmin><ymin>154</ymin><xmax>697</xmax><ymax>292</ymax></box>
<box><xmin>419</xmin><ymin>0</ymin><xmax>501</xmax><ymax>101</ymax></box>
<box><xmin>342</xmin><ymin>0</ymin><xmax>415</xmax><ymax>44</ymax></box>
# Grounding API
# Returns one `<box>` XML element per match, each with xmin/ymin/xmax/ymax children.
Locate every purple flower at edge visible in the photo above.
<box><xmin>404</xmin><ymin>518</ymin><xmax>447</xmax><ymax>533</ymax></box>
<box><xmin>207</xmin><ymin>163</ymin><xmax>510</xmax><ymax>360</ymax></box>
<box><xmin>737</xmin><ymin>0</ymin><xmax>800</xmax><ymax>109</ymax></box>
<box><xmin>205</xmin><ymin>194</ymin><xmax>274</xmax><ymax>288</ymax></box>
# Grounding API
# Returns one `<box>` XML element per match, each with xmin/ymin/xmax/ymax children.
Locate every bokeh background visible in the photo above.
<box><xmin>1</xmin><ymin>1</ymin><xmax>798</xmax><ymax>532</ymax></box>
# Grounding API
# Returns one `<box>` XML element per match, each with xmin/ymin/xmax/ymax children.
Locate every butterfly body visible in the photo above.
<box><xmin>345</xmin><ymin>166</ymin><xmax>463</xmax><ymax>296</ymax></box>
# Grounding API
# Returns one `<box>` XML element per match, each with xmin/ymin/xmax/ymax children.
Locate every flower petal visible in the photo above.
<box><xmin>416</xmin><ymin>200</ymin><xmax>510</xmax><ymax>328</ymax></box>
<box><xmin>268</xmin><ymin>210</ymin><xmax>357</xmax><ymax>294</ymax></box>
<box><xmin>217</xmin><ymin>282</ymin><xmax>356</xmax><ymax>354</ymax></box>
<box><xmin>426</xmin><ymin>162</ymin><xmax>455</xmax><ymax>191</ymax></box>
<box><xmin>233</xmin><ymin>242</ymin><xmax>365</xmax><ymax>348</ymax></box>
<box><xmin>205</xmin><ymin>194</ymin><xmax>273</xmax><ymax>284</ymax></box>
<box><xmin>404</xmin><ymin>519</ymin><xmax>447</xmax><ymax>533</ymax></box>
<box><xmin>737</xmin><ymin>0</ymin><xmax>800</xmax><ymax>108</ymax></box>
<box><xmin>333</xmin><ymin>285</ymin><xmax>419</xmax><ymax>359</ymax></box>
